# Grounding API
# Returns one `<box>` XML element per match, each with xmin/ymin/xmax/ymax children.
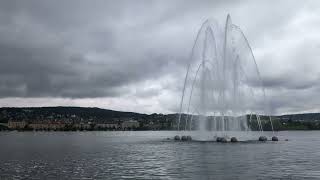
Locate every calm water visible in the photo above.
<box><xmin>0</xmin><ymin>131</ymin><xmax>320</xmax><ymax>179</ymax></box>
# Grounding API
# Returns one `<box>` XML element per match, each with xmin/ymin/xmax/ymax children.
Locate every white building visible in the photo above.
<box><xmin>121</xmin><ymin>120</ymin><xmax>139</xmax><ymax>129</ymax></box>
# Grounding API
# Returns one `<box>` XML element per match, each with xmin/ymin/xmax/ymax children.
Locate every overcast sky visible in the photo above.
<box><xmin>0</xmin><ymin>0</ymin><xmax>319</xmax><ymax>115</ymax></box>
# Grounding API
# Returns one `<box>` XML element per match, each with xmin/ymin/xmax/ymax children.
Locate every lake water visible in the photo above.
<box><xmin>0</xmin><ymin>131</ymin><xmax>320</xmax><ymax>179</ymax></box>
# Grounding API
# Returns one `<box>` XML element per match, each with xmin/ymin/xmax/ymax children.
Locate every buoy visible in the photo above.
<box><xmin>216</xmin><ymin>137</ymin><xmax>223</xmax><ymax>142</ymax></box>
<box><xmin>272</xmin><ymin>136</ymin><xmax>278</xmax><ymax>141</ymax></box>
<box><xmin>186</xmin><ymin>135</ymin><xmax>192</xmax><ymax>141</ymax></box>
<box><xmin>259</xmin><ymin>136</ymin><xmax>267</xmax><ymax>141</ymax></box>
<box><xmin>174</xmin><ymin>135</ymin><xmax>180</xmax><ymax>141</ymax></box>
<box><xmin>230</xmin><ymin>137</ymin><xmax>238</xmax><ymax>142</ymax></box>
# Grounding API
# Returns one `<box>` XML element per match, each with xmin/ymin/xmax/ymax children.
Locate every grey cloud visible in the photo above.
<box><xmin>0</xmin><ymin>0</ymin><xmax>319</xmax><ymax>114</ymax></box>
<box><xmin>0</xmin><ymin>0</ymin><xmax>181</xmax><ymax>98</ymax></box>
<box><xmin>262</xmin><ymin>74</ymin><xmax>319</xmax><ymax>90</ymax></box>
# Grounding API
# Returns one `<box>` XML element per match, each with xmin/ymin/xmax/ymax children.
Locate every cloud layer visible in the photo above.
<box><xmin>0</xmin><ymin>0</ymin><xmax>319</xmax><ymax>114</ymax></box>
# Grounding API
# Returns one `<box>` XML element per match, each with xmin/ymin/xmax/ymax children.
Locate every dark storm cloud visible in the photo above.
<box><xmin>0</xmin><ymin>0</ymin><xmax>186</xmax><ymax>98</ymax></box>
<box><xmin>0</xmin><ymin>0</ymin><xmax>319</xmax><ymax>114</ymax></box>
<box><xmin>0</xmin><ymin>0</ymin><xmax>250</xmax><ymax>99</ymax></box>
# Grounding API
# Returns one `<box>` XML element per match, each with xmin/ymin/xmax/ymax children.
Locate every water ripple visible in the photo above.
<box><xmin>0</xmin><ymin>131</ymin><xmax>320</xmax><ymax>179</ymax></box>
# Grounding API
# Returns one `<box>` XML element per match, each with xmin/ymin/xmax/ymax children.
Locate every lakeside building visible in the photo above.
<box><xmin>6</xmin><ymin>118</ymin><xmax>148</xmax><ymax>131</ymax></box>
<box><xmin>121</xmin><ymin>120</ymin><xmax>139</xmax><ymax>129</ymax></box>
<box><xmin>141</xmin><ymin>121</ymin><xmax>162</xmax><ymax>130</ymax></box>
<box><xmin>73</xmin><ymin>123</ymin><xmax>91</xmax><ymax>130</ymax></box>
<box><xmin>29</xmin><ymin>122</ymin><xmax>66</xmax><ymax>130</ymax></box>
<box><xmin>8</xmin><ymin>120</ymin><xmax>28</xmax><ymax>129</ymax></box>
<box><xmin>95</xmin><ymin>123</ymin><xmax>119</xmax><ymax>129</ymax></box>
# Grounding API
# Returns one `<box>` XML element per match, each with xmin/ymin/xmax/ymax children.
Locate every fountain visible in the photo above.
<box><xmin>176</xmin><ymin>14</ymin><xmax>275</xmax><ymax>142</ymax></box>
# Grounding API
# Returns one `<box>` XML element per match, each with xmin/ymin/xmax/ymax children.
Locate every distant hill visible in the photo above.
<box><xmin>0</xmin><ymin>106</ymin><xmax>320</xmax><ymax>130</ymax></box>
<box><xmin>0</xmin><ymin>106</ymin><xmax>177</xmax><ymax>130</ymax></box>
<box><xmin>0</xmin><ymin>106</ymin><xmax>145</xmax><ymax>120</ymax></box>
<box><xmin>278</xmin><ymin>113</ymin><xmax>320</xmax><ymax>122</ymax></box>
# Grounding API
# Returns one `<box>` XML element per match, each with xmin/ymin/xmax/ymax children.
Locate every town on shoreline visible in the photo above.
<box><xmin>0</xmin><ymin>107</ymin><xmax>320</xmax><ymax>131</ymax></box>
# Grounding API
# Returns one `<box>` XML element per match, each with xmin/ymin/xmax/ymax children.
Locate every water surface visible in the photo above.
<box><xmin>0</xmin><ymin>131</ymin><xmax>319</xmax><ymax>179</ymax></box>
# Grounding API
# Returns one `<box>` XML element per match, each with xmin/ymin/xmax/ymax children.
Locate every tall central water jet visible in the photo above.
<box><xmin>177</xmin><ymin>15</ymin><xmax>273</xmax><ymax>141</ymax></box>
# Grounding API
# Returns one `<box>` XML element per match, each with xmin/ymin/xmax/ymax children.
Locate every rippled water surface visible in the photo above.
<box><xmin>0</xmin><ymin>131</ymin><xmax>320</xmax><ymax>179</ymax></box>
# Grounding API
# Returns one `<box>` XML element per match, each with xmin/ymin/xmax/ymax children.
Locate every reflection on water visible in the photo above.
<box><xmin>0</xmin><ymin>131</ymin><xmax>320</xmax><ymax>179</ymax></box>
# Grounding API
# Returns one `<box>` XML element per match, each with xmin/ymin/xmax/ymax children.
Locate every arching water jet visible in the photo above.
<box><xmin>177</xmin><ymin>15</ymin><xmax>274</xmax><ymax>141</ymax></box>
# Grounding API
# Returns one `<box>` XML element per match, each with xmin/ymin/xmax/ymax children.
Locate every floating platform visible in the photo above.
<box><xmin>166</xmin><ymin>135</ymin><xmax>281</xmax><ymax>143</ymax></box>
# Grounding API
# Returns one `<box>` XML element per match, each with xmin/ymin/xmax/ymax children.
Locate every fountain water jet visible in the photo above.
<box><xmin>177</xmin><ymin>15</ymin><xmax>274</xmax><ymax>141</ymax></box>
